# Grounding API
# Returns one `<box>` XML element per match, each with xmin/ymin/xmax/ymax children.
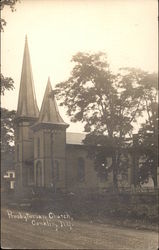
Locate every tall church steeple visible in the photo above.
<box><xmin>38</xmin><ymin>77</ymin><xmax>67</xmax><ymax>125</ymax></box>
<box><xmin>15</xmin><ymin>36</ymin><xmax>39</xmax><ymax>193</ymax></box>
<box><xmin>16</xmin><ymin>36</ymin><xmax>39</xmax><ymax>118</ymax></box>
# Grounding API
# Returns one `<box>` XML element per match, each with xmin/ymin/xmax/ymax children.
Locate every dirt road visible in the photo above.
<box><xmin>1</xmin><ymin>208</ymin><xmax>158</xmax><ymax>249</ymax></box>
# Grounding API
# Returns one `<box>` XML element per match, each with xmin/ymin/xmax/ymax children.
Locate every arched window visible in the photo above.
<box><xmin>16</xmin><ymin>129</ymin><xmax>19</xmax><ymax>141</ymax></box>
<box><xmin>28</xmin><ymin>166</ymin><xmax>34</xmax><ymax>185</ymax></box>
<box><xmin>37</xmin><ymin>137</ymin><xmax>40</xmax><ymax>158</ymax></box>
<box><xmin>77</xmin><ymin>157</ymin><xmax>85</xmax><ymax>182</ymax></box>
<box><xmin>16</xmin><ymin>165</ymin><xmax>20</xmax><ymax>182</ymax></box>
<box><xmin>17</xmin><ymin>144</ymin><xmax>19</xmax><ymax>161</ymax></box>
<box><xmin>36</xmin><ymin>161</ymin><xmax>42</xmax><ymax>187</ymax></box>
<box><xmin>55</xmin><ymin>160</ymin><xmax>59</xmax><ymax>181</ymax></box>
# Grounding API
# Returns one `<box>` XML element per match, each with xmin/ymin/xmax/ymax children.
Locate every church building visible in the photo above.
<box><xmin>14</xmin><ymin>38</ymin><xmax>132</xmax><ymax>196</ymax></box>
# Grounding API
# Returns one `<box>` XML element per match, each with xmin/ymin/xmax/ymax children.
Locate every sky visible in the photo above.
<box><xmin>1</xmin><ymin>0</ymin><xmax>158</xmax><ymax>132</ymax></box>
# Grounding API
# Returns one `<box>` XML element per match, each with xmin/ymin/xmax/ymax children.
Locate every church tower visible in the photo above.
<box><xmin>32</xmin><ymin>78</ymin><xmax>69</xmax><ymax>192</ymax></box>
<box><xmin>14</xmin><ymin>37</ymin><xmax>39</xmax><ymax>193</ymax></box>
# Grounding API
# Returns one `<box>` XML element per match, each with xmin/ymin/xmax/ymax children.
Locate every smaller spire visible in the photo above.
<box><xmin>38</xmin><ymin>78</ymin><xmax>67</xmax><ymax>125</ymax></box>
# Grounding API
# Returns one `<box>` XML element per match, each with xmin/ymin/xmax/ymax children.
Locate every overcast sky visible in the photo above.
<box><xmin>1</xmin><ymin>0</ymin><xmax>158</xmax><ymax>132</ymax></box>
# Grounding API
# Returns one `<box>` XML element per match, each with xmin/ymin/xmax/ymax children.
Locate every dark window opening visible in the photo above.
<box><xmin>37</xmin><ymin>137</ymin><xmax>40</xmax><ymax>158</ymax></box>
<box><xmin>55</xmin><ymin>160</ymin><xmax>60</xmax><ymax>181</ymax></box>
<box><xmin>28</xmin><ymin>166</ymin><xmax>34</xmax><ymax>185</ymax></box>
<box><xmin>36</xmin><ymin>161</ymin><xmax>42</xmax><ymax>187</ymax></box>
<box><xmin>16</xmin><ymin>129</ymin><xmax>20</xmax><ymax>140</ymax></box>
<box><xmin>17</xmin><ymin>144</ymin><xmax>20</xmax><ymax>162</ymax></box>
<box><xmin>77</xmin><ymin>157</ymin><xmax>85</xmax><ymax>182</ymax></box>
<box><xmin>16</xmin><ymin>165</ymin><xmax>20</xmax><ymax>182</ymax></box>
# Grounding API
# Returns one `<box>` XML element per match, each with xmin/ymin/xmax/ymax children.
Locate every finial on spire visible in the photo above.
<box><xmin>25</xmin><ymin>34</ymin><xmax>28</xmax><ymax>41</ymax></box>
<box><xmin>47</xmin><ymin>76</ymin><xmax>52</xmax><ymax>90</ymax></box>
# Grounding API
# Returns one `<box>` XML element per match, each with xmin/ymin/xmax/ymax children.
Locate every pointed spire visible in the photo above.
<box><xmin>38</xmin><ymin>78</ymin><xmax>67</xmax><ymax>125</ymax></box>
<box><xmin>16</xmin><ymin>37</ymin><xmax>39</xmax><ymax>118</ymax></box>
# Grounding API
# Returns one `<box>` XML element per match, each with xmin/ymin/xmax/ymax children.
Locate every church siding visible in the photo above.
<box><xmin>66</xmin><ymin>145</ymin><xmax>99</xmax><ymax>193</ymax></box>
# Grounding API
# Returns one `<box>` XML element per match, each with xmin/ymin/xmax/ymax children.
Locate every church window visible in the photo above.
<box><xmin>17</xmin><ymin>144</ymin><xmax>20</xmax><ymax>162</ymax></box>
<box><xmin>37</xmin><ymin>137</ymin><xmax>40</xmax><ymax>158</ymax></box>
<box><xmin>16</xmin><ymin>129</ymin><xmax>20</xmax><ymax>140</ymax></box>
<box><xmin>77</xmin><ymin>157</ymin><xmax>85</xmax><ymax>182</ymax></box>
<box><xmin>16</xmin><ymin>165</ymin><xmax>20</xmax><ymax>181</ymax></box>
<box><xmin>28</xmin><ymin>166</ymin><xmax>34</xmax><ymax>185</ymax></box>
<box><xmin>22</xmin><ymin>168</ymin><xmax>27</xmax><ymax>186</ymax></box>
<box><xmin>28</xmin><ymin>129</ymin><xmax>33</xmax><ymax>139</ymax></box>
<box><xmin>36</xmin><ymin>161</ymin><xmax>42</xmax><ymax>187</ymax></box>
<box><xmin>55</xmin><ymin>160</ymin><xmax>59</xmax><ymax>181</ymax></box>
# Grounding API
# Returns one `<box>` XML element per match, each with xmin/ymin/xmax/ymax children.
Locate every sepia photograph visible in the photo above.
<box><xmin>1</xmin><ymin>0</ymin><xmax>158</xmax><ymax>249</ymax></box>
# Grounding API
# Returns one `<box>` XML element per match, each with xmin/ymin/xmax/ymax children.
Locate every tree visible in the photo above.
<box><xmin>1</xmin><ymin>105</ymin><xmax>16</xmax><ymax>178</ymax></box>
<box><xmin>137</xmin><ymin>83</ymin><xmax>158</xmax><ymax>187</ymax></box>
<box><xmin>0</xmin><ymin>0</ymin><xmax>19</xmax><ymax>31</ymax></box>
<box><xmin>1</xmin><ymin>75</ymin><xmax>16</xmax><ymax>175</ymax></box>
<box><xmin>1</xmin><ymin>108</ymin><xmax>15</xmax><ymax>156</ymax></box>
<box><xmin>1</xmin><ymin>0</ymin><xmax>19</xmax><ymax>175</ymax></box>
<box><xmin>0</xmin><ymin>74</ymin><xmax>14</xmax><ymax>94</ymax></box>
<box><xmin>117</xmin><ymin>68</ymin><xmax>158</xmax><ymax>187</ymax></box>
<box><xmin>137</xmin><ymin>123</ymin><xmax>158</xmax><ymax>187</ymax></box>
<box><xmin>55</xmin><ymin>52</ymin><xmax>146</xmax><ymax>190</ymax></box>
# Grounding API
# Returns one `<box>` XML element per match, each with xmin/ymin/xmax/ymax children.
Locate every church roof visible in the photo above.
<box><xmin>38</xmin><ymin>78</ymin><xmax>68</xmax><ymax>125</ymax></box>
<box><xmin>66</xmin><ymin>132</ymin><xmax>86</xmax><ymax>145</ymax></box>
<box><xmin>16</xmin><ymin>36</ymin><xmax>39</xmax><ymax>118</ymax></box>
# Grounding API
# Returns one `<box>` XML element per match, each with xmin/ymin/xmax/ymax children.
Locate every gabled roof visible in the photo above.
<box><xmin>66</xmin><ymin>132</ymin><xmax>86</xmax><ymax>145</ymax></box>
<box><xmin>16</xmin><ymin>36</ymin><xmax>39</xmax><ymax>118</ymax></box>
<box><xmin>38</xmin><ymin>78</ymin><xmax>68</xmax><ymax>126</ymax></box>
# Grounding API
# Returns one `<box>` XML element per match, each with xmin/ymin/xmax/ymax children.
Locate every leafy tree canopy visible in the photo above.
<box><xmin>1</xmin><ymin>73</ymin><xmax>14</xmax><ymax>94</ymax></box>
<box><xmin>0</xmin><ymin>0</ymin><xmax>19</xmax><ymax>31</ymax></box>
<box><xmin>55</xmin><ymin>52</ymin><xmax>158</xmax><ymax>188</ymax></box>
<box><xmin>137</xmin><ymin>100</ymin><xmax>158</xmax><ymax>186</ymax></box>
<box><xmin>56</xmin><ymin>53</ymin><xmax>145</xmax><ymax>139</ymax></box>
<box><xmin>1</xmin><ymin>0</ymin><xmax>19</xmax><ymax>173</ymax></box>
<box><xmin>1</xmin><ymin>73</ymin><xmax>16</xmax><ymax>165</ymax></box>
<box><xmin>1</xmin><ymin>108</ymin><xmax>16</xmax><ymax>154</ymax></box>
